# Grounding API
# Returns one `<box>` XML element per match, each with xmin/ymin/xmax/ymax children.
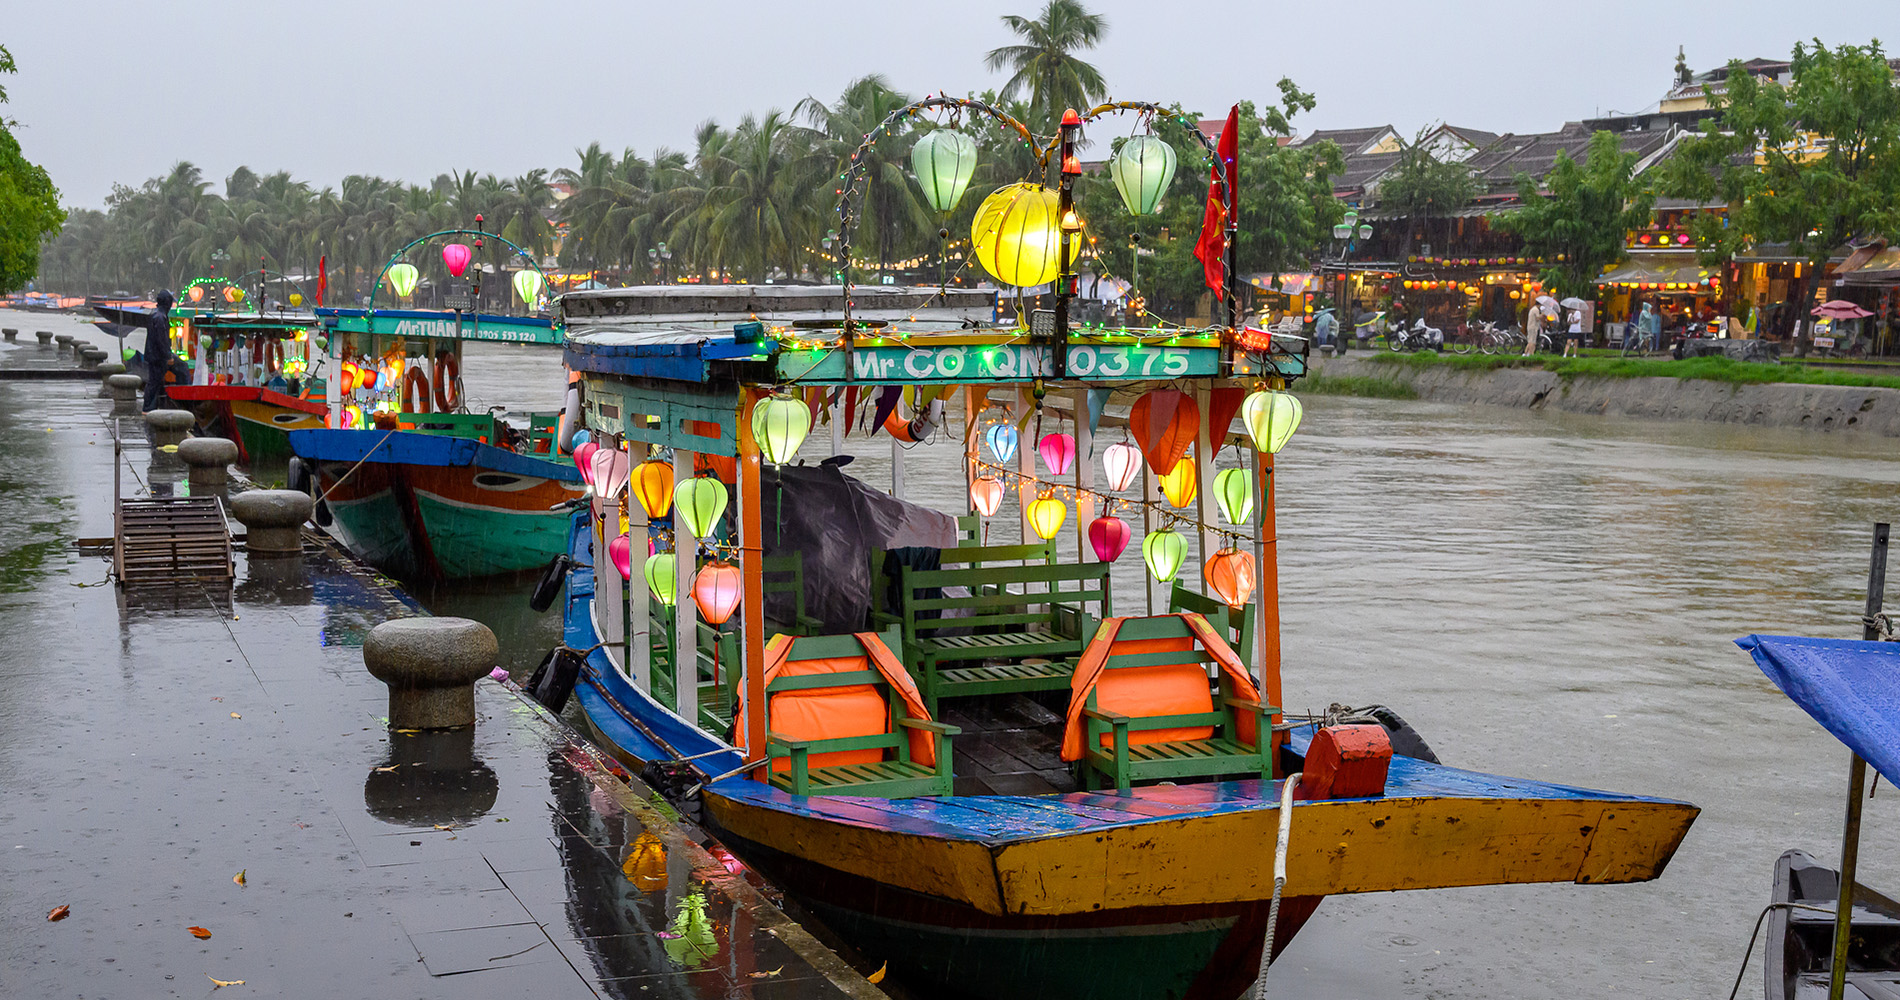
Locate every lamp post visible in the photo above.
<box><xmin>1326</xmin><ymin>210</ymin><xmax>1374</xmax><ymax>353</ymax></box>
<box><xmin>1053</xmin><ymin>108</ymin><xmax>1083</xmax><ymax>375</ymax></box>
<box><xmin>647</xmin><ymin>242</ymin><xmax>672</xmax><ymax>285</ymax></box>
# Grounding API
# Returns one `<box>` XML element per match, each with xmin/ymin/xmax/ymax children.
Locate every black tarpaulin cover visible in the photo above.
<box><xmin>760</xmin><ymin>464</ymin><xmax>957</xmax><ymax>632</ymax></box>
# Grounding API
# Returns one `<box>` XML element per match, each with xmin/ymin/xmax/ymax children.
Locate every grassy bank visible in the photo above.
<box><xmin>1361</xmin><ymin>352</ymin><xmax>1900</xmax><ymax>391</ymax></box>
<box><xmin>1300</xmin><ymin>371</ymin><xmax>1419</xmax><ymax>399</ymax></box>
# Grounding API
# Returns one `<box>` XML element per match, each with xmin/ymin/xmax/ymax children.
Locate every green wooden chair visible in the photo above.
<box><xmin>762</xmin><ymin>631</ymin><xmax>960</xmax><ymax>798</ymax></box>
<box><xmin>762</xmin><ymin>552</ymin><xmax>823</xmax><ymax>636</ymax></box>
<box><xmin>1074</xmin><ymin>615</ymin><xmax>1278</xmax><ymax>793</ymax></box>
<box><xmin>1167</xmin><ymin>584</ymin><xmax>1256</xmax><ymax>672</ymax></box>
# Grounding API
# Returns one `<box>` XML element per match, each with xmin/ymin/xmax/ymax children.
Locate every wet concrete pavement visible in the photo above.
<box><xmin>0</xmin><ymin>337</ymin><xmax>876</xmax><ymax>998</ymax></box>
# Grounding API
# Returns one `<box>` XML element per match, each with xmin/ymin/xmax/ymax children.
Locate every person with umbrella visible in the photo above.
<box><xmin>1526</xmin><ymin>294</ymin><xmax>1559</xmax><ymax>356</ymax></box>
<box><xmin>1559</xmin><ymin>296</ymin><xmax>1587</xmax><ymax>357</ymax></box>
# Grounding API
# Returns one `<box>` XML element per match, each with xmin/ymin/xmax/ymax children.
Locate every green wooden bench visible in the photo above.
<box><xmin>763</xmin><ymin>632</ymin><xmax>960</xmax><ymax>798</ymax></box>
<box><xmin>762</xmin><ymin>552</ymin><xmax>823</xmax><ymax>636</ymax></box>
<box><xmin>872</xmin><ymin>541</ymin><xmax>1110</xmax><ymax>712</ymax></box>
<box><xmin>398</xmin><ymin>411</ymin><xmax>498</xmax><ymax>444</ymax></box>
<box><xmin>1076</xmin><ymin>615</ymin><xmax>1278</xmax><ymax>793</ymax></box>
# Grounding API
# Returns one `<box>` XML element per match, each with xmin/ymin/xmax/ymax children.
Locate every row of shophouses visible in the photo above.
<box><xmin>1261</xmin><ymin>54</ymin><xmax>1900</xmax><ymax>349</ymax></box>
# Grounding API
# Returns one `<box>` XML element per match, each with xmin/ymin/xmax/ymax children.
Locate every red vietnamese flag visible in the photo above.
<box><xmin>316</xmin><ymin>255</ymin><xmax>327</xmax><ymax>307</ymax></box>
<box><xmin>1193</xmin><ymin>105</ymin><xmax>1240</xmax><ymax>296</ymax></box>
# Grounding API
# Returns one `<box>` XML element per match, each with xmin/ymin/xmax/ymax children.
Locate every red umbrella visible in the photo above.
<box><xmin>1812</xmin><ymin>300</ymin><xmax>1874</xmax><ymax>319</ymax></box>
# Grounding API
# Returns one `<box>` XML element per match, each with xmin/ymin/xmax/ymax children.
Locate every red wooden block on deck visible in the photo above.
<box><xmin>1297</xmin><ymin>724</ymin><xmax>1392</xmax><ymax>800</ymax></box>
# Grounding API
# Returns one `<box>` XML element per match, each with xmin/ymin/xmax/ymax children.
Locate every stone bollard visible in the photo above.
<box><xmin>363</xmin><ymin>618</ymin><xmax>499</xmax><ymax>730</ymax></box>
<box><xmin>143</xmin><ymin>408</ymin><xmax>194</xmax><ymax>449</ymax></box>
<box><xmin>105</xmin><ymin>373</ymin><xmax>144</xmax><ymax>416</ymax></box>
<box><xmin>2</xmin><ymin>328</ymin><xmax>16</xmax><ymax>341</ymax></box>
<box><xmin>229</xmin><ymin>489</ymin><xmax>313</xmax><ymax>557</ymax></box>
<box><xmin>177</xmin><ymin>436</ymin><xmax>238</xmax><ymax>496</ymax></box>
<box><xmin>95</xmin><ymin>362</ymin><xmax>126</xmax><ymax>397</ymax></box>
<box><xmin>79</xmin><ymin>348</ymin><xmax>107</xmax><ymax>371</ymax></box>
<box><xmin>53</xmin><ymin>333</ymin><xmax>74</xmax><ymax>355</ymax></box>
<box><xmin>35</xmin><ymin>330</ymin><xmax>53</xmax><ymax>345</ymax></box>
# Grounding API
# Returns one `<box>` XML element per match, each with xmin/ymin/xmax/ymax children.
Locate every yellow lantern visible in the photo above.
<box><xmin>1159</xmin><ymin>458</ymin><xmax>1196</xmax><ymax>508</ymax></box>
<box><xmin>1026</xmin><ymin>494</ymin><xmax>1068</xmax><ymax>540</ymax></box>
<box><xmin>971</xmin><ymin>183</ymin><xmax>1080</xmax><ymax>288</ymax></box>
<box><xmin>631</xmin><ymin>460</ymin><xmax>675</xmax><ymax>520</ymax></box>
<box><xmin>622</xmin><ymin>831</ymin><xmax>669</xmax><ymax>892</ymax></box>
<box><xmin>1142</xmin><ymin>528</ymin><xmax>1187</xmax><ymax>583</ymax></box>
<box><xmin>1242</xmin><ymin>390</ymin><xmax>1303</xmax><ymax>454</ymax></box>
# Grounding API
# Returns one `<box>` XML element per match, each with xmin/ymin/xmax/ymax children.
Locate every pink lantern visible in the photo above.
<box><xmin>1102</xmin><ymin>441</ymin><xmax>1141</xmax><ymax>492</ymax></box>
<box><xmin>442</xmin><ymin>243</ymin><xmax>472</xmax><ymax>278</ymax></box>
<box><xmin>970</xmin><ymin>475</ymin><xmax>1004</xmax><ymax>517</ymax></box>
<box><xmin>693</xmin><ymin>561</ymin><xmax>744</xmax><ymax>626</ymax></box>
<box><xmin>573</xmin><ymin>441</ymin><xmax>600</xmax><ymax>485</ymax></box>
<box><xmin>1038</xmin><ymin>432</ymin><xmax>1076</xmax><ymax>476</ymax></box>
<box><xmin>1088</xmin><ymin>516</ymin><xmax>1131</xmax><ymax>562</ymax></box>
<box><xmin>589</xmin><ymin>447</ymin><xmax>629</xmax><ymax>520</ymax></box>
<box><xmin>608</xmin><ymin>533</ymin><xmax>633</xmax><ymax>580</ymax></box>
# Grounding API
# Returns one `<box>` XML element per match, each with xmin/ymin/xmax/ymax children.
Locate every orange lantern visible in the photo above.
<box><xmin>631</xmin><ymin>460</ymin><xmax>674</xmax><ymax>519</ymax></box>
<box><xmin>692</xmin><ymin>561</ymin><xmax>743</xmax><ymax>626</ymax></box>
<box><xmin>1204</xmin><ymin>547</ymin><xmax>1257</xmax><ymax>608</ymax></box>
<box><xmin>1159</xmin><ymin>458</ymin><xmax>1196</xmax><ymax>508</ymax></box>
<box><xmin>1129</xmin><ymin>389</ymin><xmax>1200</xmax><ymax>476</ymax></box>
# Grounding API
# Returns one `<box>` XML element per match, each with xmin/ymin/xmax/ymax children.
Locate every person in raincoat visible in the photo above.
<box><xmin>1313</xmin><ymin>307</ymin><xmax>1338</xmax><ymax>354</ymax></box>
<box><xmin>1640</xmin><ymin>301</ymin><xmax>1662</xmax><ymax>352</ymax></box>
<box><xmin>143</xmin><ymin>291</ymin><xmax>175</xmax><ymax>412</ymax></box>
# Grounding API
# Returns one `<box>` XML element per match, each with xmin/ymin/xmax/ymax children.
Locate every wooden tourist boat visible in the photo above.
<box><xmin>543</xmin><ymin>98</ymin><xmax>1696</xmax><ymax>999</ymax></box>
<box><xmin>288</xmin><ymin>306</ymin><xmax>579</xmax><ymax>581</ymax></box>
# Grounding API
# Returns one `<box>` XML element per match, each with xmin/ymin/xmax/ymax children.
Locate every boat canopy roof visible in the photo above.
<box><xmin>1736</xmin><ymin>634</ymin><xmax>1900</xmax><ymax>781</ymax></box>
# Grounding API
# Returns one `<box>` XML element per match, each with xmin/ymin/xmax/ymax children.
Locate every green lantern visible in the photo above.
<box><xmin>644</xmin><ymin>553</ymin><xmax>677</xmax><ymax>606</ymax></box>
<box><xmin>513</xmin><ymin>269</ymin><xmax>544</xmax><ymax>305</ymax></box>
<box><xmin>1214</xmin><ymin>467</ymin><xmax>1253</xmax><ymax>525</ymax></box>
<box><xmin>674</xmin><ymin>477</ymin><xmax>729</xmax><ymax>539</ymax></box>
<box><xmin>910</xmin><ymin>129</ymin><xmax>978</xmax><ymax>214</ymax></box>
<box><xmin>1242</xmin><ymin>390</ymin><xmax>1304</xmax><ymax>454</ymax></box>
<box><xmin>386</xmin><ymin>262</ymin><xmax>420</xmax><ymax>298</ymax></box>
<box><xmin>1109</xmin><ymin>135</ymin><xmax>1178</xmax><ymax>216</ymax></box>
<box><xmin>1142</xmin><ymin>528</ymin><xmax>1187</xmax><ymax>583</ymax></box>
<box><xmin>751</xmin><ymin>394</ymin><xmax>811</xmax><ymax>465</ymax></box>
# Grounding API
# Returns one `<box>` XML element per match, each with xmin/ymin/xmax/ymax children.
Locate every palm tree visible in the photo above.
<box><xmin>984</xmin><ymin>0</ymin><xmax>1110</xmax><ymax>126</ymax></box>
<box><xmin>799</xmin><ymin>75</ymin><xmax>932</xmax><ymax>281</ymax></box>
<box><xmin>702</xmin><ymin>111</ymin><xmax>820</xmax><ymax>282</ymax></box>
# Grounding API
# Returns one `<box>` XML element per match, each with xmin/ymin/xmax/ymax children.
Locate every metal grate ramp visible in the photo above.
<box><xmin>115</xmin><ymin>497</ymin><xmax>235</xmax><ymax>586</ymax></box>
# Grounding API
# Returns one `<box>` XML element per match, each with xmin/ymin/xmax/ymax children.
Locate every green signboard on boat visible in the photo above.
<box><xmin>775</xmin><ymin>340</ymin><xmax>1302</xmax><ymax>383</ymax></box>
<box><xmin>324</xmin><ymin>309</ymin><xmax>561</xmax><ymax>345</ymax></box>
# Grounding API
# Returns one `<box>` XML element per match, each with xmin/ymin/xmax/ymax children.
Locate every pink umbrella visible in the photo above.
<box><xmin>1813</xmin><ymin>300</ymin><xmax>1873</xmax><ymax>319</ymax></box>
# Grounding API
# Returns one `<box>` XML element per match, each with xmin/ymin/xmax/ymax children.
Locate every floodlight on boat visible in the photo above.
<box><xmin>1242</xmin><ymin>389</ymin><xmax>1303</xmax><ymax>454</ymax></box>
<box><xmin>751</xmin><ymin>394</ymin><xmax>811</xmax><ymax>465</ymax></box>
<box><xmin>1088</xmin><ymin>515</ymin><xmax>1131</xmax><ymax>562</ymax></box>
<box><xmin>632</xmin><ymin>460</ymin><xmax>674</xmax><ymax>519</ymax></box>
<box><xmin>386</xmin><ymin>263</ymin><xmax>420</xmax><ymax>298</ymax></box>
<box><xmin>1159</xmin><ymin>458</ymin><xmax>1196</xmax><ymax>509</ymax></box>
<box><xmin>970</xmin><ymin>475</ymin><xmax>1004</xmax><ymax>517</ymax></box>
<box><xmin>1142</xmin><ymin>528</ymin><xmax>1187</xmax><ymax>583</ymax></box>
<box><xmin>1101</xmin><ymin>441</ymin><xmax>1142</xmax><ymax>492</ymax></box>
<box><xmin>971</xmin><ymin>183</ymin><xmax>1079</xmax><ymax>288</ymax></box>
<box><xmin>910</xmin><ymin>129</ymin><xmax>979</xmax><ymax>214</ymax></box>
<box><xmin>674</xmin><ymin>477</ymin><xmax>729</xmax><ymax>539</ymax></box>
<box><xmin>644</xmin><ymin>554</ymin><xmax>677</xmax><ymax>606</ymax></box>
<box><xmin>1214</xmin><ymin>468</ymin><xmax>1253</xmax><ymax>525</ymax></box>
<box><xmin>1037</xmin><ymin>432</ymin><xmax>1075</xmax><ymax>476</ymax></box>
<box><xmin>692</xmin><ymin>561</ymin><xmax>743</xmax><ymax>626</ymax></box>
<box><xmin>1109</xmin><ymin>135</ymin><xmax>1178</xmax><ymax>217</ymax></box>
<box><xmin>984</xmin><ymin>423</ymin><xmax>1019</xmax><ymax>464</ymax></box>
<box><xmin>1204</xmin><ymin>547</ymin><xmax>1257</xmax><ymax>608</ymax></box>
<box><xmin>442</xmin><ymin>243</ymin><xmax>472</xmax><ymax>278</ymax></box>
<box><xmin>1027</xmin><ymin>494</ymin><xmax>1068</xmax><ymax>540</ymax></box>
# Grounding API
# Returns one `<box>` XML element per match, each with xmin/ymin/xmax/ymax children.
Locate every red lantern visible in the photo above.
<box><xmin>608</xmin><ymin>533</ymin><xmax>633</xmax><ymax>580</ymax></box>
<box><xmin>574</xmin><ymin>441</ymin><xmax>600</xmax><ymax>486</ymax></box>
<box><xmin>1204</xmin><ymin>548</ymin><xmax>1257</xmax><ymax>608</ymax></box>
<box><xmin>1128</xmin><ymin>389</ymin><xmax>1200</xmax><ymax>476</ymax></box>
<box><xmin>1087</xmin><ymin>516</ymin><xmax>1131</xmax><ymax>562</ymax></box>
<box><xmin>692</xmin><ymin>561</ymin><xmax>743</xmax><ymax>626</ymax></box>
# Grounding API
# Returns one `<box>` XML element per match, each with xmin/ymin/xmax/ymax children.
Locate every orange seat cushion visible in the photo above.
<box><xmin>768</xmin><ymin>655</ymin><xmax>890</xmax><ymax>773</ymax></box>
<box><xmin>1092</xmin><ymin>637</ymin><xmax>1215</xmax><ymax>747</ymax></box>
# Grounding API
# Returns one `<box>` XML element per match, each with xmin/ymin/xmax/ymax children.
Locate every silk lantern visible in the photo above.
<box><xmin>1088</xmin><ymin>516</ymin><xmax>1131</xmax><ymax>562</ymax></box>
<box><xmin>1026</xmin><ymin>495</ymin><xmax>1068</xmax><ymax>540</ymax></box>
<box><xmin>1242</xmin><ymin>390</ymin><xmax>1303</xmax><ymax>454</ymax></box>
<box><xmin>1102</xmin><ymin>441</ymin><xmax>1142</xmax><ymax>492</ymax></box>
<box><xmin>1037</xmin><ymin>432</ymin><xmax>1075</xmax><ymax>476</ymax></box>
<box><xmin>1214</xmin><ymin>468</ymin><xmax>1253</xmax><ymax>525</ymax></box>
<box><xmin>674</xmin><ymin>477</ymin><xmax>728</xmax><ymax>538</ymax></box>
<box><xmin>970</xmin><ymin>475</ymin><xmax>1004</xmax><ymax>517</ymax></box>
<box><xmin>608</xmin><ymin>533</ymin><xmax>634</xmax><ymax>580</ymax></box>
<box><xmin>386</xmin><ymin>262</ymin><xmax>420</xmax><ymax>298</ymax></box>
<box><xmin>573</xmin><ymin>441</ymin><xmax>600</xmax><ymax>485</ymax></box>
<box><xmin>1129</xmin><ymin>389</ymin><xmax>1199</xmax><ymax>475</ymax></box>
<box><xmin>288</xmin><ymin>293</ymin><xmax>303</xmax><ymax>306</ymax></box>
<box><xmin>971</xmin><ymin>183</ymin><xmax>1080</xmax><ymax>288</ymax></box>
<box><xmin>631</xmin><ymin>460</ymin><xmax>674</xmax><ymax>519</ymax></box>
<box><xmin>911</xmin><ymin>129</ymin><xmax>979</xmax><ymax>214</ymax></box>
<box><xmin>984</xmin><ymin>423</ymin><xmax>1019</xmax><ymax>464</ymax></box>
<box><xmin>644</xmin><ymin>553</ymin><xmax>677</xmax><ymax>606</ymax></box>
<box><xmin>1204</xmin><ymin>547</ymin><xmax>1257</xmax><ymax>608</ymax></box>
<box><xmin>188</xmin><ymin>285</ymin><xmax>205</xmax><ymax>302</ymax></box>
<box><xmin>224</xmin><ymin>286</ymin><xmax>244</xmax><ymax>303</ymax></box>
<box><xmin>513</xmin><ymin>269</ymin><xmax>544</xmax><ymax>305</ymax></box>
<box><xmin>1159</xmin><ymin>459</ymin><xmax>1196</xmax><ymax>508</ymax></box>
<box><xmin>1109</xmin><ymin>135</ymin><xmax>1178</xmax><ymax>216</ymax></box>
<box><xmin>1142</xmin><ymin>528</ymin><xmax>1187</xmax><ymax>583</ymax></box>
<box><xmin>442</xmin><ymin>243</ymin><xmax>472</xmax><ymax>278</ymax></box>
<box><xmin>751</xmin><ymin>394</ymin><xmax>811</xmax><ymax>465</ymax></box>
<box><xmin>591</xmin><ymin>447</ymin><xmax>630</xmax><ymax>500</ymax></box>
<box><xmin>692</xmin><ymin>561</ymin><xmax>744</xmax><ymax>626</ymax></box>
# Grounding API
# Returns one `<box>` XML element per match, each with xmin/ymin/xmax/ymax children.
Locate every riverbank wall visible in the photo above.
<box><xmin>1311</xmin><ymin>355</ymin><xmax>1900</xmax><ymax>436</ymax></box>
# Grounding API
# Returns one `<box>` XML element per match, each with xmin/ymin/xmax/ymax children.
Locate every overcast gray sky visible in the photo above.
<box><xmin>8</xmin><ymin>1</ymin><xmax>1896</xmax><ymax>207</ymax></box>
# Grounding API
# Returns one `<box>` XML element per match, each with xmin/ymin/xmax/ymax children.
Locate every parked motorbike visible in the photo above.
<box><xmin>1387</xmin><ymin>318</ymin><xmax>1445</xmax><ymax>352</ymax></box>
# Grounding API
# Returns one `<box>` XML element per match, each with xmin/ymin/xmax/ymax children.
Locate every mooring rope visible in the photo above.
<box><xmin>1252</xmin><ymin>770</ymin><xmax>1302</xmax><ymax>999</ymax></box>
<box><xmin>1725</xmin><ymin>900</ymin><xmax>1837</xmax><ymax>1000</ymax></box>
<box><xmin>314</xmin><ymin>429</ymin><xmax>398</xmax><ymax>505</ymax></box>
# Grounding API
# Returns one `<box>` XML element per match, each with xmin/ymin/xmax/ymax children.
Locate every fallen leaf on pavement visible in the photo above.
<box><xmin>47</xmin><ymin>905</ymin><xmax>69</xmax><ymax>921</ymax></box>
<box><xmin>206</xmin><ymin>974</ymin><xmax>244</xmax><ymax>988</ymax></box>
<box><xmin>868</xmin><ymin>961</ymin><xmax>887</xmax><ymax>983</ymax></box>
<box><xmin>373</xmin><ymin>766</ymin><xmax>397</xmax><ymax>773</ymax></box>
<box><xmin>748</xmin><ymin>966</ymin><xmax>784</xmax><ymax>979</ymax></box>
<box><xmin>189</xmin><ymin>926</ymin><xmax>212</xmax><ymax>939</ymax></box>
<box><xmin>230</xmin><ymin>713</ymin><xmax>241</xmax><ymax>719</ymax></box>
<box><xmin>432</xmin><ymin>824</ymin><xmax>454</xmax><ymax>831</ymax></box>
<box><xmin>233</xmin><ymin>870</ymin><xmax>246</xmax><ymax>887</ymax></box>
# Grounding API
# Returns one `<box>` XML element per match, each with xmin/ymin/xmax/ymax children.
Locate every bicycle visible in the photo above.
<box><xmin>1619</xmin><ymin>325</ymin><xmax>1655</xmax><ymax>358</ymax></box>
<box><xmin>1471</xmin><ymin>321</ymin><xmax>1523</xmax><ymax>355</ymax></box>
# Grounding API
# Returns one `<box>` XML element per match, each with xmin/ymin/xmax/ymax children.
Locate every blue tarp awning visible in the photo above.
<box><xmin>1736</xmin><ymin>634</ymin><xmax>1900</xmax><ymax>780</ymax></box>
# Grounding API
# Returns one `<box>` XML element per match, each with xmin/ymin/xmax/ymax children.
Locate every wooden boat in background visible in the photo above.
<box><xmin>1766</xmin><ymin>849</ymin><xmax>1900</xmax><ymax>1000</ymax></box>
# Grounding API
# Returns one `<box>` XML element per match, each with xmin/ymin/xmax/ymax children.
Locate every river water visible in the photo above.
<box><xmin>17</xmin><ymin>315</ymin><xmax>1900</xmax><ymax>996</ymax></box>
